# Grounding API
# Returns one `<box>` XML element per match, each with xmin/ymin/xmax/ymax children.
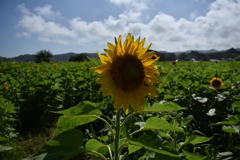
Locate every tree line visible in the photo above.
<box><xmin>152</xmin><ymin>48</ymin><xmax>240</xmax><ymax>61</ymax></box>
<box><xmin>17</xmin><ymin>48</ymin><xmax>240</xmax><ymax>63</ymax></box>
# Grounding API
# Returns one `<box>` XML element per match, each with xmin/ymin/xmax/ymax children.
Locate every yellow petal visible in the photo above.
<box><xmin>139</xmin><ymin>51</ymin><xmax>156</xmax><ymax>60</ymax></box>
<box><xmin>97</xmin><ymin>52</ymin><xmax>110</xmax><ymax>64</ymax></box>
<box><xmin>89</xmin><ymin>64</ymin><xmax>109</xmax><ymax>74</ymax></box>
<box><xmin>138</xmin><ymin>43</ymin><xmax>152</xmax><ymax>58</ymax></box>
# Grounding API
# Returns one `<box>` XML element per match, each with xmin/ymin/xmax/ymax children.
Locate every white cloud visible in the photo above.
<box><xmin>34</xmin><ymin>4</ymin><xmax>60</xmax><ymax>19</ymax></box>
<box><xmin>16</xmin><ymin>0</ymin><xmax>240</xmax><ymax>52</ymax></box>
<box><xmin>17</xmin><ymin>4</ymin><xmax>76</xmax><ymax>44</ymax></box>
<box><xmin>107</xmin><ymin>0</ymin><xmax>148</xmax><ymax>11</ymax></box>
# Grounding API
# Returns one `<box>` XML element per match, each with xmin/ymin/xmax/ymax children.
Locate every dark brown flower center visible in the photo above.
<box><xmin>212</xmin><ymin>79</ymin><xmax>221</xmax><ymax>88</ymax></box>
<box><xmin>111</xmin><ymin>54</ymin><xmax>145</xmax><ymax>91</ymax></box>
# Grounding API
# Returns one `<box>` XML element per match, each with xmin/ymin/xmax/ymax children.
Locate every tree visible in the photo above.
<box><xmin>235</xmin><ymin>55</ymin><xmax>240</xmax><ymax>61</ymax></box>
<box><xmin>34</xmin><ymin>50</ymin><xmax>53</xmax><ymax>63</ymax></box>
<box><xmin>165</xmin><ymin>53</ymin><xmax>176</xmax><ymax>61</ymax></box>
<box><xmin>69</xmin><ymin>53</ymin><xmax>88</xmax><ymax>62</ymax></box>
<box><xmin>177</xmin><ymin>53</ymin><xmax>187</xmax><ymax>61</ymax></box>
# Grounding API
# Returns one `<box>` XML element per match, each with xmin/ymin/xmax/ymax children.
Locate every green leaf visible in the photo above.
<box><xmin>0</xmin><ymin>145</ymin><xmax>13</xmax><ymax>152</ymax></box>
<box><xmin>55</xmin><ymin>115</ymin><xmax>98</xmax><ymax>135</ymax></box>
<box><xmin>128</xmin><ymin>144</ymin><xmax>142</xmax><ymax>154</ymax></box>
<box><xmin>164</xmin><ymin>94</ymin><xmax>175</xmax><ymax>100</ymax></box>
<box><xmin>232</xmin><ymin>101</ymin><xmax>240</xmax><ymax>112</ymax></box>
<box><xmin>182</xmin><ymin>150</ymin><xmax>207</xmax><ymax>160</ymax></box>
<box><xmin>97</xmin><ymin>136</ymin><xmax>109</xmax><ymax>141</ymax></box>
<box><xmin>180</xmin><ymin>115</ymin><xmax>193</xmax><ymax>127</ymax></box>
<box><xmin>222</xmin><ymin>125</ymin><xmax>240</xmax><ymax>134</ymax></box>
<box><xmin>85</xmin><ymin>139</ymin><xmax>108</xmax><ymax>157</ymax></box>
<box><xmin>0</xmin><ymin>136</ymin><xmax>6</xmax><ymax>141</ymax></box>
<box><xmin>158</xmin><ymin>131</ymin><xmax>171</xmax><ymax>138</ymax></box>
<box><xmin>87</xmin><ymin>57</ymin><xmax>101</xmax><ymax>66</ymax></box>
<box><xmin>126</xmin><ymin>133</ymin><xmax>179</xmax><ymax>157</ymax></box>
<box><xmin>184</xmin><ymin>135</ymin><xmax>212</xmax><ymax>145</ymax></box>
<box><xmin>143</xmin><ymin>102</ymin><xmax>183</xmax><ymax>113</ymax></box>
<box><xmin>28</xmin><ymin>129</ymin><xmax>85</xmax><ymax>160</ymax></box>
<box><xmin>139</xmin><ymin>134</ymin><xmax>179</xmax><ymax>155</ymax></box>
<box><xmin>212</xmin><ymin>115</ymin><xmax>240</xmax><ymax>125</ymax></box>
<box><xmin>52</xmin><ymin>101</ymin><xmax>103</xmax><ymax>116</ymax></box>
<box><xmin>128</xmin><ymin>140</ymin><xmax>179</xmax><ymax>158</ymax></box>
<box><xmin>142</xmin><ymin>117</ymin><xmax>184</xmax><ymax>132</ymax></box>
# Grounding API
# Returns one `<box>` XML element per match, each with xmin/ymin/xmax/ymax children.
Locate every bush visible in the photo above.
<box><xmin>34</xmin><ymin>50</ymin><xmax>53</xmax><ymax>63</ymax></box>
<box><xmin>69</xmin><ymin>53</ymin><xmax>88</xmax><ymax>62</ymax></box>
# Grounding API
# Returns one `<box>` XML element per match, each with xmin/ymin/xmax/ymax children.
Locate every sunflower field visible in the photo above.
<box><xmin>0</xmin><ymin>59</ymin><xmax>240</xmax><ymax>160</ymax></box>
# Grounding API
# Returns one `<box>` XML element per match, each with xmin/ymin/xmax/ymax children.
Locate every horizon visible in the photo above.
<box><xmin>2</xmin><ymin>47</ymin><xmax>240</xmax><ymax>59</ymax></box>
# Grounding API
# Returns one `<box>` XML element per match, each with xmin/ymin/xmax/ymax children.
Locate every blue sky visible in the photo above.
<box><xmin>0</xmin><ymin>0</ymin><xmax>240</xmax><ymax>58</ymax></box>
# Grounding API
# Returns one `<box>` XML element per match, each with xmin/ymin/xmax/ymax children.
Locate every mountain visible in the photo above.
<box><xmin>171</xmin><ymin>49</ymin><xmax>222</xmax><ymax>54</ymax></box>
<box><xmin>0</xmin><ymin>52</ymin><xmax>99</xmax><ymax>62</ymax></box>
<box><xmin>51</xmin><ymin>52</ymin><xmax>77</xmax><ymax>62</ymax></box>
<box><xmin>8</xmin><ymin>54</ymin><xmax>36</xmax><ymax>62</ymax></box>
<box><xmin>0</xmin><ymin>48</ymin><xmax>239</xmax><ymax>62</ymax></box>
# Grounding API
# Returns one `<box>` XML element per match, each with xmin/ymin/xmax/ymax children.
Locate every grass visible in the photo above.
<box><xmin>1</xmin><ymin>125</ymin><xmax>56</xmax><ymax>160</ymax></box>
<box><xmin>1</xmin><ymin>123</ymin><xmax>104</xmax><ymax>160</ymax></box>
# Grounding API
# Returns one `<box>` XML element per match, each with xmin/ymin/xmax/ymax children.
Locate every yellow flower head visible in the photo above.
<box><xmin>90</xmin><ymin>33</ymin><xmax>160</xmax><ymax>114</ymax></box>
<box><xmin>210</xmin><ymin>77</ymin><xmax>224</xmax><ymax>90</ymax></box>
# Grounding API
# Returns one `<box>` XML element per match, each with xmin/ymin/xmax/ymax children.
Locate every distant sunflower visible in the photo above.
<box><xmin>172</xmin><ymin>61</ymin><xmax>177</xmax><ymax>65</ymax></box>
<box><xmin>210</xmin><ymin>77</ymin><xmax>224</xmax><ymax>90</ymax></box>
<box><xmin>90</xmin><ymin>33</ymin><xmax>160</xmax><ymax>114</ymax></box>
<box><xmin>4</xmin><ymin>82</ymin><xmax>9</xmax><ymax>89</ymax></box>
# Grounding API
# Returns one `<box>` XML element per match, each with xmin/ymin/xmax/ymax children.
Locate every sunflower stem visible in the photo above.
<box><xmin>114</xmin><ymin>110</ymin><xmax>121</xmax><ymax>160</ymax></box>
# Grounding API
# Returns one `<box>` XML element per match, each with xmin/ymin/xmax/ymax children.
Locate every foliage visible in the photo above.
<box><xmin>0</xmin><ymin>60</ymin><xmax>240</xmax><ymax>159</ymax></box>
<box><xmin>34</xmin><ymin>50</ymin><xmax>53</xmax><ymax>63</ymax></box>
<box><xmin>0</xmin><ymin>96</ymin><xmax>16</xmax><ymax>152</ymax></box>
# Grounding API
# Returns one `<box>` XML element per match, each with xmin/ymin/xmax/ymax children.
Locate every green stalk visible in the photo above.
<box><xmin>114</xmin><ymin>110</ymin><xmax>121</xmax><ymax>160</ymax></box>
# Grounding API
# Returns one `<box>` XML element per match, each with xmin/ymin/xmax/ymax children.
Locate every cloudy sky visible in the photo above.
<box><xmin>0</xmin><ymin>0</ymin><xmax>240</xmax><ymax>58</ymax></box>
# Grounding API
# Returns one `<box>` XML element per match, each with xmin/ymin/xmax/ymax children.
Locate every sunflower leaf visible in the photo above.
<box><xmin>232</xmin><ymin>101</ymin><xmax>240</xmax><ymax>112</ymax></box>
<box><xmin>0</xmin><ymin>145</ymin><xmax>13</xmax><ymax>152</ymax></box>
<box><xmin>52</xmin><ymin>101</ymin><xmax>103</xmax><ymax>116</ymax></box>
<box><xmin>212</xmin><ymin>115</ymin><xmax>240</xmax><ymax>125</ymax></box>
<box><xmin>25</xmin><ymin>129</ymin><xmax>85</xmax><ymax>160</ymax></box>
<box><xmin>124</xmin><ymin>128</ymin><xmax>180</xmax><ymax>157</ymax></box>
<box><xmin>221</xmin><ymin>125</ymin><xmax>240</xmax><ymax>134</ymax></box>
<box><xmin>55</xmin><ymin>115</ymin><xmax>98</xmax><ymax>135</ymax></box>
<box><xmin>142</xmin><ymin>117</ymin><xmax>184</xmax><ymax>132</ymax></box>
<box><xmin>87</xmin><ymin>57</ymin><xmax>101</xmax><ymax>66</ymax></box>
<box><xmin>85</xmin><ymin>139</ymin><xmax>109</xmax><ymax>157</ymax></box>
<box><xmin>143</xmin><ymin>102</ymin><xmax>183</xmax><ymax>113</ymax></box>
<box><xmin>184</xmin><ymin>135</ymin><xmax>212</xmax><ymax>145</ymax></box>
<box><xmin>182</xmin><ymin>150</ymin><xmax>208</xmax><ymax>160</ymax></box>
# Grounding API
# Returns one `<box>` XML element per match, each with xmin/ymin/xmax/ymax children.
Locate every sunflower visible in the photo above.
<box><xmin>4</xmin><ymin>82</ymin><xmax>9</xmax><ymax>89</ymax></box>
<box><xmin>90</xmin><ymin>33</ymin><xmax>160</xmax><ymax>114</ymax></box>
<box><xmin>210</xmin><ymin>77</ymin><xmax>224</xmax><ymax>90</ymax></box>
<box><xmin>172</xmin><ymin>61</ymin><xmax>177</xmax><ymax>65</ymax></box>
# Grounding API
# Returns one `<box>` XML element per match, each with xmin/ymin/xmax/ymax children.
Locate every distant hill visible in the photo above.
<box><xmin>8</xmin><ymin>54</ymin><xmax>35</xmax><ymax>62</ymax></box>
<box><xmin>0</xmin><ymin>48</ymin><xmax>240</xmax><ymax>62</ymax></box>
<box><xmin>0</xmin><ymin>52</ymin><xmax>99</xmax><ymax>62</ymax></box>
